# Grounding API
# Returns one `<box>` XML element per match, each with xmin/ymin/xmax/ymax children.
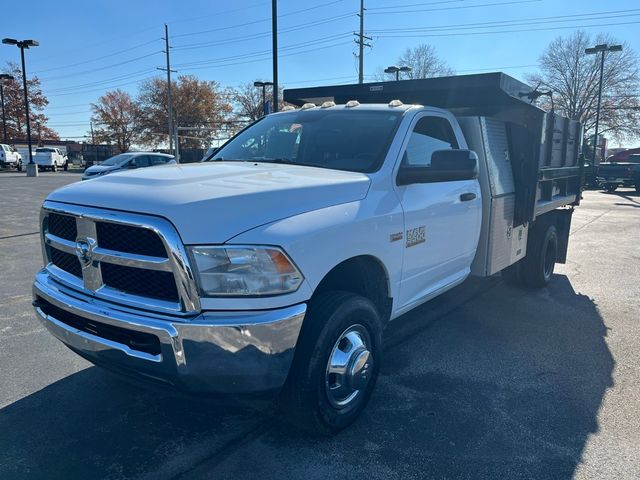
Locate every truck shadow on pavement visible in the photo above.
<box><xmin>0</xmin><ymin>275</ymin><xmax>613</xmax><ymax>480</ymax></box>
<box><xmin>203</xmin><ymin>275</ymin><xmax>614</xmax><ymax>480</ymax></box>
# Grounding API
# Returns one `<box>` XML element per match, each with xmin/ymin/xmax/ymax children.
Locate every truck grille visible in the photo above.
<box><xmin>96</xmin><ymin>222</ymin><xmax>167</xmax><ymax>258</ymax></box>
<box><xmin>41</xmin><ymin>203</ymin><xmax>200</xmax><ymax>314</ymax></box>
<box><xmin>101</xmin><ymin>263</ymin><xmax>178</xmax><ymax>301</ymax></box>
<box><xmin>51</xmin><ymin>248</ymin><xmax>82</xmax><ymax>278</ymax></box>
<box><xmin>48</xmin><ymin>213</ymin><xmax>77</xmax><ymax>241</ymax></box>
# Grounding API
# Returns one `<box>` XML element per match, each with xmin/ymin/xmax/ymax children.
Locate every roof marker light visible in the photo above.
<box><xmin>345</xmin><ymin>100</ymin><xmax>360</xmax><ymax>108</ymax></box>
<box><xmin>388</xmin><ymin>99</ymin><xmax>404</xmax><ymax>107</ymax></box>
<box><xmin>301</xmin><ymin>103</ymin><xmax>316</xmax><ymax>110</ymax></box>
<box><xmin>321</xmin><ymin>101</ymin><xmax>336</xmax><ymax>108</ymax></box>
<box><xmin>282</xmin><ymin>105</ymin><xmax>296</xmax><ymax>111</ymax></box>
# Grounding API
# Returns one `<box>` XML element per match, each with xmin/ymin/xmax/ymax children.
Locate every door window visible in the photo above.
<box><xmin>133</xmin><ymin>156</ymin><xmax>150</xmax><ymax>167</ymax></box>
<box><xmin>402</xmin><ymin>116</ymin><xmax>458</xmax><ymax>167</ymax></box>
<box><xmin>148</xmin><ymin>155</ymin><xmax>168</xmax><ymax>166</ymax></box>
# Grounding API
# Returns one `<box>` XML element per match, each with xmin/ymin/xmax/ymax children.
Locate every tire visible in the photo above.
<box><xmin>16</xmin><ymin>161</ymin><xmax>22</xmax><ymax>172</ymax></box>
<box><xmin>280</xmin><ymin>291</ymin><xmax>383</xmax><ymax>435</ymax></box>
<box><xmin>52</xmin><ymin>164</ymin><xmax>57</xmax><ymax>172</ymax></box>
<box><xmin>605</xmin><ymin>184</ymin><xmax>617</xmax><ymax>192</ymax></box>
<box><xmin>635</xmin><ymin>183</ymin><xmax>640</xmax><ymax>194</ymax></box>
<box><xmin>63</xmin><ymin>162</ymin><xmax>68</xmax><ymax>171</ymax></box>
<box><xmin>520</xmin><ymin>224</ymin><xmax>558</xmax><ymax>288</ymax></box>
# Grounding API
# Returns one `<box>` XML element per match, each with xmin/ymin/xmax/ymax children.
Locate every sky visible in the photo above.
<box><xmin>1</xmin><ymin>0</ymin><xmax>639</xmax><ymax>146</ymax></box>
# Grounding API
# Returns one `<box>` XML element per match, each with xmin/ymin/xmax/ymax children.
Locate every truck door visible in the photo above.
<box><xmin>395</xmin><ymin>113</ymin><xmax>482</xmax><ymax>310</ymax></box>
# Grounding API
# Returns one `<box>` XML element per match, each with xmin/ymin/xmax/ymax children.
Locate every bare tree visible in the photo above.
<box><xmin>378</xmin><ymin>44</ymin><xmax>453</xmax><ymax>81</ymax></box>
<box><xmin>91</xmin><ymin>89</ymin><xmax>142</xmax><ymax>152</ymax></box>
<box><xmin>528</xmin><ymin>30</ymin><xmax>640</xmax><ymax>141</ymax></box>
<box><xmin>232</xmin><ymin>81</ymin><xmax>286</xmax><ymax>122</ymax></box>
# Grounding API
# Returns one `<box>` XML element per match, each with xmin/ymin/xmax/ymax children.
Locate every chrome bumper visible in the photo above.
<box><xmin>33</xmin><ymin>269</ymin><xmax>306</xmax><ymax>394</ymax></box>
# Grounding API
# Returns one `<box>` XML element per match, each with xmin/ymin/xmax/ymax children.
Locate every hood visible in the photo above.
<box><xmin>48</xmin><ymin>162</ymin><xmax>371</xmax><ymax>243</ymax></box>
<box><xmin>84</xmin><ymin>164</ymin><xmax>122</xmax><ymax>175</ymax></box>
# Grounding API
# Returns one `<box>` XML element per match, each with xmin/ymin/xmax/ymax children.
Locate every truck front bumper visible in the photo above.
<box><xmin>33</xmin><ymin>269</ymin><xmax>306</xmax><ymax>395</ymax></box>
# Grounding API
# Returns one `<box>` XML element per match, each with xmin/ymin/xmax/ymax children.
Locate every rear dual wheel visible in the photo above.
<box><xmin>281</xmin><ymin>291</ymin><xmax>382</xmax><ymax>434</ymax></box>
<box><xmin>502</xmin><ymin>224</ymin><xmax>558</xmax><ymax>288</ymax></box>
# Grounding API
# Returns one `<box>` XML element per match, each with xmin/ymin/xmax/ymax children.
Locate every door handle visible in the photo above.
<box><xmin>460</xmin><ymin>193</ymin><xmax>476</xmax><ymax>202</ymax></box>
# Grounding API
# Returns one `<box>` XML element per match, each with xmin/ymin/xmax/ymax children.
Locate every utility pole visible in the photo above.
<box><xmin>272</xmin><ymin>0</ymin><xmax>279</xmax><ymax>112</ymax></box>
<box><xmin>158</xmin><ymin>24</ymin><xmax>177</xmax><ymax>154</ymax></box>
<box><xmin>355</xmin><ymin>0</ymin><xmax>371</xmax><ymax>84</ymax></box>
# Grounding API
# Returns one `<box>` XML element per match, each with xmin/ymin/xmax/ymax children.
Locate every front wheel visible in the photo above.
<box><xmin>635</xmin><ymin>182</ymin><xmax>640</xmax><ymax>194</ymax></box>
<box><xmin>63</xmin><ymin>161</ymin><xmax>68</xmax><ymax>171</ymax></box>
<box><xmin>51</xmin><ymin>164</ymin><xmax>57</xmax><ymax>172</ymax></box>
<box><xmin>16</xmin><ymin>161</ymin><xmax>22</xmax><ymax>172</ymax></box>
<box><xmin>280</xmin><ymin>291</ymin><xmax>383</xmax><ymax>434</ymax></box>
<box><xmin>605</xmin><ymin>184</ymin><xmax>617</xmax><ymax>192</ymax></box>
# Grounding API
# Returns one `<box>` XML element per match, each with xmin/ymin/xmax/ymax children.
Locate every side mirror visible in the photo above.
<box><xmin>397</xmin><ymin>150</ymin><xmax>478</xmax><ymax>185</ymax></box>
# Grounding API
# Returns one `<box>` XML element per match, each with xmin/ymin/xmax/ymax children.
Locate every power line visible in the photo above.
<box><xmin>179</xmin><ymin>40</ymin><xmax>353</xmax><ymax>72</ymax></box>
<box><xmin>367</xmin><ymin>0</ymin><xmax>542</xmax><ymax>15</ymax></box>
<box><xmin>173</xmin><ymin>0</ymin><xmax>348</xmax><ymax>38</ymax></box>
<box><xmin>375</xmin><ymin>20</ymin><xmax>640</xmax><ymax>38</ymax></box>
<box><xmin>172</xmin><ymin>12</ymin><xmax>355</xmax><ymax>50</ymax></box>
<box><xmin>31</xmin><ymin>39</ymin><xmax>161</xmax><ymax>75</ymax></box>
<box><xmin>368</xmin><ymin>9</ymin><xmax>640</xmax><ymax>33</ymax></box>
<box><xmin>367</xmin><ymin>0</ymin><xmax>467</xmax><ymax>10</ymax></box>
<box><xmin>47</xmin><ymin>76</ymin><xmax>155</xmax><ymax>97</ymax></box>
<box><xmin>45</xmin><ymin>69</ymin><xmax>156</xmax><ymax>94</ymax></box>
<box><xmin>174</xmin><ymin>32</ymin><xmax>352</xmax><ymax>68</ymax></box>
<box><xmin>39</xmin><ymin>52</ymin><xmax>162</xmax><ymax>82</ymax></box>
<box><xmin>43</xmin><ymin>110</ymin><xmax>92</xmax><ymax>116</ymax></box>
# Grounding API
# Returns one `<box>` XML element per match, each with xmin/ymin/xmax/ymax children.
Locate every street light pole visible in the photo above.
<box><xmin>3</xmin><ymin>38</ymin><xmax>39</xmax><ymax>177</ymax></box>
<box><xmin>19</xmin><ymin>46</ymin><xmax>34</xmax><ymax>166</ymax></box>
<box><xmin>585</xmin><ymin>43</ymin><xmax>622</xmax><ymax>165</ymax></box>
<box><xmin>0</xmin><ymin>74</ymin><xmax>14</xmax><ymax>144</ymax></box>
<box><xmin>272</xmin><ymin>0</ymin><xmax>279</xmax><ymax>112</ymax></box>
<box><xmin>384</xmin><ymin>65</ymin><xmax>412</xmax><ymax>81</ymax></box>
<box><xmin>254</xmin><ymin>81</ymin><xmax>274</xmax><ymax>117</ymax></box>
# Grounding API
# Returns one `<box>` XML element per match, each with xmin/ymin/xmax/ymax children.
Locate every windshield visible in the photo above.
<box><xmin>36</xmin><ymin>148</ymin><xmax>55</xmax><ymax>153</ymax></box>
<box><xmin>212</xmin><ymin>109</ymin><xmax>403</xmax><ymax>173</ymax></box>
<box><xmin>100</xmin><ymin>153</ymin><xmax>136</xmax><ymax>166</ymax></box>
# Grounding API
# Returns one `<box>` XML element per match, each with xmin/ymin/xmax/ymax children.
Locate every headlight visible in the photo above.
<box><xmin>187</xmin><ymin>246</ymin><xmax>303</xmax><ymax>297</ymax></box>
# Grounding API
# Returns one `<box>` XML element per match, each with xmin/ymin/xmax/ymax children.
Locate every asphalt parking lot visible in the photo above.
<box><xmin>1</xmin><ymin>171</ymin><xmax>639</xmax><ymax>480</ymax></box>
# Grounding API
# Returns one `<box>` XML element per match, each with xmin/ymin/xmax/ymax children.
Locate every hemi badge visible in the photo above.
<box><xmin>390</xmin><ymin>232</ymin><xmax>403</xmax><ymax>243</ymax></box>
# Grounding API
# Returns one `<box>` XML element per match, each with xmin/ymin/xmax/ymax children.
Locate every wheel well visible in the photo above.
<box><xmin>314</xmin><ymin>256</ymin><xmax>392</xmax><ymax>322</ymax></box>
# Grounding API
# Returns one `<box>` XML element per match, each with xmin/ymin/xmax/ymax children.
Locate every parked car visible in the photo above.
<box><xmin>32</xmin><ymin>73</ymin><xmax>583</xmax><ymax>434</ymax></box>
<box><xmin>34</xmin><ymin>147</ymin><xmax>67</xmax><ymax>172</ymax></box>
<box><xmin>82</xmin><ymin>152</ymin><xmax>176</xmax><ymax>180</ymax></box>
<box><xmin>597</xmin><ymin>154</ymin><xmax>640</xmax><ymax>192</ymax></box>
<box><xmin>0</xmin><ymin>144</ymin><xmax>22</xmax><ymax>170</ymax></box>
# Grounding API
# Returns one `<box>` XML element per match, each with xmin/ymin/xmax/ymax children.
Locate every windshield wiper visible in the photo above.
<box><xmin>257</xmin><ymin>158</ymin><xmax>296</xmax><ymax>165</ymax></box>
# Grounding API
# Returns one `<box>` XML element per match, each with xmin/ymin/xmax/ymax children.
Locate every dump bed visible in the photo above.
<box><xmin>284</xmin><ymin>73</ymin><xmax>583</xmax><ymax>226</ymax></box>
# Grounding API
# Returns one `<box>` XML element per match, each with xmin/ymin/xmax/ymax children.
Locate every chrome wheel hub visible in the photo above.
<box><xmin>325</xmin><ymin>324</ymin><xmax>373</xmax><ymax>409</ymax></box>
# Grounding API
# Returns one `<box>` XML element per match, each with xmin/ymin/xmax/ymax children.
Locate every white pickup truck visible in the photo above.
<box><xmin>34</xmin><ymin>147</ymin><xmax>67</xmax><ymax>171</ymax></box>
<box><xmin>0</xmin><ymin>143</ymin><xmax>23</xmax><ymax>170</ymax></box>
<box><xmin>33</xmin><ymin>74</ymin><xmax>582</xmax><ymax>433</ymax></box>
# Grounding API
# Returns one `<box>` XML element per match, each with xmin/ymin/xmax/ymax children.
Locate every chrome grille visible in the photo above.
<box><xmin>41</xmin><ymin>202</ymin><xmax>200</xmax><ymax>314</ymax></box>
<box><xmin>96</xmin><ymin>222</ymin><xmax>167</xmax><ymax>258</ymax></box>
<box><xmin>48</xmin><ymin>213</ymin><xmax>77</xmax><ymax>241</ymax></box>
